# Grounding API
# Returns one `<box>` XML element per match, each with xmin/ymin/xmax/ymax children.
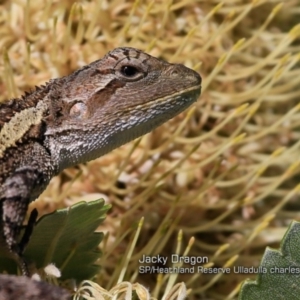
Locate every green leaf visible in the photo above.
<box><xmin>0</xmin><ymin>199</ymin><xmax>110</xmax><ymax>281</ymax></box>
<box><xmin>239</xmin><ymin>221</ymin><xmax>300</xmax><ymax>300</ymax></box>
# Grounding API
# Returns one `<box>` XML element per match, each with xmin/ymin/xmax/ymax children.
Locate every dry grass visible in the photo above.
<box><xmin>1</xmin><ymin>0</ymin><xmax>300</xmax><ymax>299</ymax></box>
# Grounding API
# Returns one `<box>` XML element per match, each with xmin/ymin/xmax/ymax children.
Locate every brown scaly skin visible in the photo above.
<box><xmin>0</xmin><ymin>47</ymin><xmax>201</xmax><ymax>275</ymax></box>
<box><xmin>0</xmin><ymin>274</ymin><xmax>71</xmax><ymax>300</ymax></box>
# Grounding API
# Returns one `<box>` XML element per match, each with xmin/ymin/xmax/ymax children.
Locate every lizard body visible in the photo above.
<box><xmin>0</xmin><ymin>47</ymin><xmax>201</xmax><ymax>274</ymax></box>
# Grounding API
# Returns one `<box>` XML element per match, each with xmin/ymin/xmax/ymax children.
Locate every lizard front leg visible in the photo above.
<box><xmin>2</xmin><ymin>168</ymin><xmax>47</xmax><ymax>275</ymax></box>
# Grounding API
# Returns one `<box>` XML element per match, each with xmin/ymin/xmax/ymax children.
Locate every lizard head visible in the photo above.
<box><xmin>45</xmin><ymin>47</ymin><xmax>201</xmax><ymax>169</ymax></box>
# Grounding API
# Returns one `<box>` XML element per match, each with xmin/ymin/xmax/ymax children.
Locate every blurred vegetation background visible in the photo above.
<box><xmin>1</xmin><ymin>0</ymin><xmax>300</xmax><ymax>299</ymax></box>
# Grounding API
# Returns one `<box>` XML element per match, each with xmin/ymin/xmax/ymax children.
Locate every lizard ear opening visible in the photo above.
<box><xmin>69</xmin><ymin>102</ymin><xmax>89</xmax><ymax>120</ymax></box>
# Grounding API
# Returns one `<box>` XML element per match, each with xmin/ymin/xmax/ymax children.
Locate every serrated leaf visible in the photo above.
<box><xmin>0</xmin><ymin>199</ymin><xmax>110</xmax><ymax>281</ymax></box>
<box><xmin>239</xmin><ymin>221</ymin><xmax>300</xmax><ymax>300</ymax></box>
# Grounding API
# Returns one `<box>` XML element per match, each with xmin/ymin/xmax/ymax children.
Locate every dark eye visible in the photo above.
<box><xmin>120</xmin><ymin>66</ymin><xmax>139</xmax><ymax>77</ymax></box>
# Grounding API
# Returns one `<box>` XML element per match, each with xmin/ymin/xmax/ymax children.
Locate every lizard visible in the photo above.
<box><xmin>0</xmin><ymin>47</ymin><xmax>201</xmax><ymax>275</ymax></box>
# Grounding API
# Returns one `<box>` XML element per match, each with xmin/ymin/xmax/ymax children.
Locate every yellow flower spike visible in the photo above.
<box><xmin>75</xmin><ymin>4</ymin><xmax>84</xmax><ymax>45</ymax></box>
<box><xmin>233</xmin><ymin>38</ymin><xmax>246</xmax><ymax>51</ymax></box>
<box><xmin>145</xmin><ymin>38</ymin><xmax>157</xmax><ymax>52</ymax></box>
<box><xmin>173</xmin><ymin>2</ymin><xmax>224</xmax><ymax>60</ymax></box>
<box><xmin>193</xmin><ymin>61</ymin><xmax>202</xmax><ymax>72</ymax></box>
<box><xmin>175</xmin><ymin>230</ymin><xmax>183</xmax><ymax>255</ymax></box>
<box><xmin>51</xmin><ymin>16</ymin><xmax>58</xmax><ymax>62</ymax></box>
<box><xmin>265</xmin><ymin>185</ymin><xmax>300</xmax><ymax>219</ymax></box>
<box><xmin>270</xmin><ymin>2</ymin><xmax>283</xmax><ymax>17</ymax></box>
<box><xmin>249</xmin><ymin>102</ymin><xmax>260</xmax><ymax>116</ymax></box>
<box><xmin>223</xmin><ymin>255</ymin><xmax>239</xmax><ymax>268</ymax></box>
<box><xmin>173</xmin><ymin>28</ymin><xmax>203</xmax><ymax>59</ymax></box>
<box><xmin>233</xmin><ymin>103</ymin><xmax>250</xmax><ymax>116</ymax></box>
<box><xmin>213</xmin><ymin>2</ymin><xmax>224</xmax><ymax>13</ymax></box>
<box><xmin>217</xmin><ymin>53</ymin><xmax>227</xmax><ymax>66</ymax></box>
<box><xmin>283</xmin><ymin>161</ymin><xmax>300</xmax><ymax>179</ymax></box>
<box><xmin>226</xmin><ymin>9</ymin><xmax>236</xmax><ymax>20</ymax></box>
<box><xmin>62</xmin><ymin>2</ymin><xmax>77</xmax><ymax>62</ymax></box>
<box><xmin>231</xmin><ymin>133</ymin><xmax>247</xmax><ymax>145</ymax></box>
<box><xmin>135</xmin><ymin>283</ymin><xmax>151</xmax><ymax>300</ymax></box>
<box><xmin>160</xmin><ymin>0</ymin><xmax>173</xmax><ymax>34</ymax></box>
<box><xmin>117</xmin><ymin>0</ymin><xmax>140</xmax><ymax>40</ymax></box>
<box><xmin>226</xmin><ymin>281</ymin><xmax>244</xmax><ymax>300</ymax></box>
<box><xmin>289</xmin><ymin>24</ymin><xmax>300</xmax><ymax>40</ymax></box>
<box><xmin>193</xmin><ymin>255</ymin><xmax>239</xmax><ymax>293</ymax></box>
<box><xmin>239</xmin><ymin>2</ymin><xmax>283</xmax><ymax>51</ymax></box>
<box><xmin>247</xmin><ymin>218</ymin><xmax>272</xmax><ymax>244</ymax></box>
<box><xmin>164</xmin><ymin>235</ymin><xmax>194</xmax><ymax>298</ymax></box>
<box><xmin>2</xmin><ymin>49</ymin><xmax>17</xmax><ymax>99</ymax></box>
<box><xmin>130</xmin><ymin>1</ymin><xmax>154</xmax><ymax>44</ymax></box>
<box><xmin>263</xmin><ymin>213</ymin><xmax>276</xmax><ymax>224</ymax></box>
<box><xmin>279</xmin><ymin>53</ymin><xmax>292</xmax><ymax>65</ymax></box>
<box><xmin>271</xmin><ymin>147</ymin><xmax>286</xmax><ymax>157</ymax></box>
<box><xmin>213</xmin><ymin>244</ymin><xmax>230</xmax><ymax>259</ymax></box>
<box><xmin>203</xmin><ymin>38</ymin><xmax>246</xmax><ymax>91</ymax></box>
<box><xmin>153</xmin><ymin>273</ymin><xmax>164</xmax><ymax>299</ymax></box>
<box><xmin>25</xmin><ymin>0</ymin><xmax>41</xmax><ymax>41</ymax></box>
<box><xmin>243</xmin><ymin>196</ymin><xmax>253</xmax><ymax>205</ymax></box>
<box><xmin>294</xmin><ymin>183</ymin><xmax>300</xmax><ymax>193</ymax></box>
<box><xmin>256</xmin><ymin>165</ymin><xmax>267</xmax><ymax>177</ymax></box>
<box><xmin>24</xmin><ymin>42</ymin><xmax>31</xmax><ymax>80</ymax></box>
<box><xmin>162</xmin><ymin>282</ymin><xmax>187</xmax><ymax>300</ymax></box>
<box><xmin>117</xmin><ymin>217</ymin><xmax>144</xmax><ymax>285</ymax></box>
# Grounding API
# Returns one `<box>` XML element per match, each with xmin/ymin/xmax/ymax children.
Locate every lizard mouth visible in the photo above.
<box><xmin>168</xmin><ymin>84</ymin><xmax>201</xmax><ymax>102</ymax></box>
<box><xmin>122</xmin><ymin>83</ymin><xmax>201</xmax><ymax>113</ymax></box>
<box><xmin>150</xmin><ymin>83</ymin><xmax>201</xmax><ymax>110</ymax></box>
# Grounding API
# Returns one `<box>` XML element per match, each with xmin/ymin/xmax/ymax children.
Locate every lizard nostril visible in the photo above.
<box><xmin>170</xmin><ymin>68</ymin><xmax>180</xmax><ymax>77</ymax></box>
<box><xmin>165</xmin><ymin>65</ymin><xmax>183</xmax><ymax>77</ymax></box>
<box><xmin>194</xmin><ymin>71</ymin><xmax>202</xmax><ymax>85</ymax></box>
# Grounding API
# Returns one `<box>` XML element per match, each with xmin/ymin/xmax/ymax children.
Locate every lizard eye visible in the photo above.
<box><xmin>120</xmin><ymin>65</ymin><xmax>139</xmax><ymax>77</ymax></box>
<box><xmin>115</xmin><ymin>59</ymin><xmax>145</xmax><ymax>81</ymax></box>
